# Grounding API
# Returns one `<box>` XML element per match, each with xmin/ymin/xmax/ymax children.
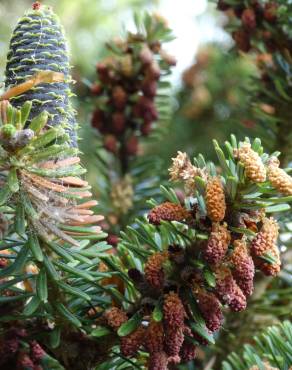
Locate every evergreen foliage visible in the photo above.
<box><xmin>0</xmin><ymin>2</ymin><xmax>291</xmax><ymax>370</ymax></box>
<box><xmin>222</xmin><ymin>320</ymin><xmax>292</xmax><ymax>370</ymax></box>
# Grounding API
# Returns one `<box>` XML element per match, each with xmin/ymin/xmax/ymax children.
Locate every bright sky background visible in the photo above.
<box><xmin>155</xmin><ymin>0</ymin><xmax>229</xmax><ymax>84</ymax></box>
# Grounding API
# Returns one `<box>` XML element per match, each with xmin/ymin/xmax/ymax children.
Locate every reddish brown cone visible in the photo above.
<box><xmin>164</xmin><ymin>327</ymin><xmax>184</xmax><ymax>356</ymax></box>
<box><xmin>250</xmin><ymin>217</ymin><xmax>281</xmax><ymax>276</ymax></box>
<box><xmin>180</xmin><ymin>336</ymin><xmax>197</xmax><ymax>363</ymax></box>
<box><xmin>215</xmin><ymin>269</ymin><xmax>247</xmax><ymax>312</ymax></box>
<box><xmin>120</xmin><ymin>326</ymin><xmax>145</xmax><ymax>357</ymax></box>
<box><xmin>145</xmin><ymin>321</ymin><xmax>164</xmax><ymax>354</ymax></box>
<box><xmin>196</xmin><ymin>290</ymin><xmax>223</xmax><ymax>332</ymax></box>
<box><xmin>148</xmin><ymin>351</ymin><xmax>168</xmax><ymax>370</ymax></box>
<box><xmin>148</xmin><ymin>202</ymin><xmax>190</xmax><ymax>225</ymax></box>
<box><xmin>104</xmin><ymin>307</ymin><xmax>128</xmax><ymax>331</ymax></box>
<box><xmin>163</xmin><ymin>292</ymin><xmax>186</xmax><ymax>328</ymax></box>
<box><xmin>144</xmin><ymin>252</ymin><xmax>168</xmax><ymax>289</ymax></box>
<box><xmin>231</xmin><ymin>239</ymin><xmax>255</xmax><ymax>297</ymax></box>
<box><xmin>204</xmin><ymin>223</ymin><xmax>231</xmax><ymax>265</ymax></box>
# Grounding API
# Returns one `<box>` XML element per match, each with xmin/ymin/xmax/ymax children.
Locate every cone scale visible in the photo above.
<box><xmin>5</xmin><ymin>3</ymin><xmax>77</xmax><ymax>145</ymax></box>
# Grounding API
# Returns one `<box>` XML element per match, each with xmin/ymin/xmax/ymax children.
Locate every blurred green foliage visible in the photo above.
<box><xmin>150</xmin><ymin>43</ymin><xmax>258</xmax><ymax>165</ymax></box>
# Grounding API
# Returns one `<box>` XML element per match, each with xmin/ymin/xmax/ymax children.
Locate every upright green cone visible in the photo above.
<box><xmin>5</xmin><ymin>2</ymin><xmax>77</xmax><ymax>145</ymax></box>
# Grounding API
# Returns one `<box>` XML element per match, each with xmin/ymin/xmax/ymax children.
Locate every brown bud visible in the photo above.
<box><xmin>112</xmin><ymin>112</ymin><xmax>126</xmax><ymax>134</ymax></box>
<box><xmin>241</xmin><ymin>8</ymin><xmax>257</xmax><ymax>30</ymax></box>
<box><xmin>241</xmin><ymin>119</ymin><xmax>256</xmax><ymax>128</ymax></box>
<box><xmin>107</xmin><ymin>234</ymin><xmax>119</xmax><ymax>246</ymax></box>
<box><xmin>148</xmin><ymin>61</ymin><xmax>161</xmax><ymax>80</ymax></box>
<box><xmin>97</xmin><ymin>62</ymin><xmax>114</xmax><ymax>84</ymax></box>
<box><xmin>145</xmin><ymin>104</ymin><xmax>158</xmax><ymax>122</ymax></box>
<box><xmin>148</xmin><ymin>202</ymin><xmax>190</xmax><ymax>225</ymax></box>
<box><xmin>91</xmin><ymin>83</ymin><xmax>103</xmax><ymax>95</ymax></box>
<box><xmin>150</xmin><ymin>41</ymin><xmax>161</xmax><ymax>53</ymax></box>
<box><xmin>32</xmin><ymin>2</ymin><xmax>41</xmax><ymax>10</ymax></box>
<box><xmin>134</xmin><ymin>96</ymin><xmax>158</xmax><ymax>121</ymax></box>
<box><xmin>120</xmin><ymin>54</ymin><xmax>133</xmax><ymax>77</ymax></box>
<box><xmin>140</xmin><ymin>45</ymin><xmax>154</xmax><ymax>65</ymax></box>
<box><xmin>91</xmin><ymin>109</ymin><xmax>105</xmax><ymax>131</ymax></box>
<box><xmin>232</xmin><ymin>29</ymin><xmax>251</xmax><ymax>52</ymax></box>
<box><xmin>126</xmin><ymin>135</ymin><xmax>139</xmax><ymax>156</ymax></box>
<box><xmin>112</xmin><ymin>86</ymin><xmax>127</xmax><ymax>110</ymax></box>
<box><xmin>141</xmin><ymin>120</ymin><xmax>152</xmax><ymax>136</ymax></box>
<box><xmin>142</xmin><ymin>79</ymin><xmax>158</xmax><ymax>98</ymax></box>
<box><xmin>264</xmin><ymin>2</ymin><xmax>278</xmax><ymax>22</ymax></box>
<box><xmin>104</xmin><ymin>135</ymin><xmax>118</xmax><ymax>154</ymax></box>
<box><xmin>205</xmin><ymin>177</ymin><xmax>226</xmax><ymax>222</ymax></box>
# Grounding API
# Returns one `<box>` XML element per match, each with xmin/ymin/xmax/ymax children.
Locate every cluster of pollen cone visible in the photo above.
<box><xmin>102</xmin><ymin>140</ymin><xmax>291</xmax><ymax>369</ymax></box>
